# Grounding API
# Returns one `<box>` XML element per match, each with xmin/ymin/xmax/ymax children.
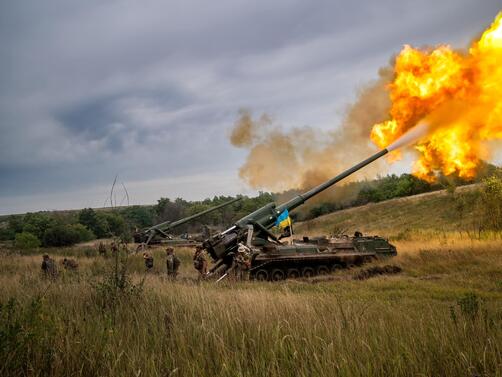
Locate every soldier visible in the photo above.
<box><xmin>233</xmin><ymin>243</ymin><xmax>251</xmax><ymax>280</ymax></box>
<box><xmin>111</xmin><ymin>241</ymin><xmax>119</xmax><ymax>256</ymax></box>
<box><xmin>98</xmin><ymin>241</ymin><xmax>107</xmax><ymax>257</ymax></box>
<box><xmin>143</xmin><ymin>252</ymin><xmax>154</xmax><ymax>271</ymax></box>
<box><xmin>62</xmin><ymin>257</ymin><xmax>78</xmax><ymax>270</ymax></box>
<box><xmin>166</xmin><ymin>247</ymin><xmax>181</xmax><ymax>279</ymax></box>
<box><xmin>41</xmin><ymin>254</ymin><xmax>58</xmax><ymax>278</ymax></box>
<box><xmin>354</xmin><ymin>231</ymin><xmax>363</xmax><ymax>238</ymax></box>
<box><xmin>193</xmin><ymin>245</ymin><xmax>207</xmax><ymax>277</ymax></box>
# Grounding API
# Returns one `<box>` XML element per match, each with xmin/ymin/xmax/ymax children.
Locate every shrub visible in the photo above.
<box><xmin>43</xmin><ymin>225</ymin><xmax>81</xmax><ymax>247</ymax></box>
<box><xmin>71</xmin><ymin>223</ymin><xmax>95</xmax><ymax>242</ymax></box>
<box><xmin>14</xmin><ymin>232</ymin><xmax>41</xmax><ymax>250</ymax></box>
<box><xmin>94</xmin><ymin>243</ymin><xmax>144</xmax><ymax>311</ymax></box>
<box><xmin>457</xmin><ymin>292</ymin><xmax>480</xmax><ymax>321</ymax></box>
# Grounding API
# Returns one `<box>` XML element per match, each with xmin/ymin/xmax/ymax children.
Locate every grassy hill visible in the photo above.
<box><xmin>295</xmin><ymin>184</ymin><xmax>483</xmax><ymax>239</ymax></box>
<box><xmin>1</xmin><ymin>181</ymin><xmax>501</xmax><ymax>377</ymax></box>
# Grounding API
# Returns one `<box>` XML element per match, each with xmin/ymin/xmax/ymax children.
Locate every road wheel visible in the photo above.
<box><xmin>255</xmin><ymin>269</ymin><xmax>269</xmax><ymax>281</ymax></box>
<box><xmin>302</xmin><ymin>267</ymin><xmax>315</xmax><ymax>278</ymax></box>
<box><xmin>317</xmin><ymin>265</ymin><xmax>330</xmax><ymax>275</ymax></box>
<box><xmin>331</xmin><ymin>264</ymin><xmax>343</xmax><ymax>273</ymax></box>
<box><xmin>271</xmin><ymin>269</ymin><xmax>285</xmax><ymax>281</ymax></box>
<box><xmin>287</xmin><ymin>268</ymin><xmax>300</xmax><ymax>279</ymax></box>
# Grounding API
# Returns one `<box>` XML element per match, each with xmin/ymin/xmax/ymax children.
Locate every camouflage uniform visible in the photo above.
<box><xmin>41</xmin><ymin>254</ymin><xmax>58</xmax><ymax>279</ymax></box>
<box><xmin>111</xmin><ymin>241</ymin><xmax>119</xmax><ymax>255</ymax></box>
<box><xmin>193</xmin><ymin>246</ymin><xmax>207</xmax><ymax>277</ymax></box>
<box><xmin>98</xmin><ymin>241</ymin><xmax>107</xmax><ymax>256</ymax></box>
<box><xmin>166</xmin><ymin>247</ymin><xmax>180</xmax><ymax>279</ymax></box>
<box><xmin>62</xmin><ymin>258</ymin><xmax>78</xmax><ymax>270</ymax></box>
<box><xmin>143</xmin><ymin>252</ymin><xmax>154</xmax><ymax>271</ymax></box>
<box><xmin>233</xmin><ymin>243</ymin><xmax>251</xmax><ymax>280</ymax></box>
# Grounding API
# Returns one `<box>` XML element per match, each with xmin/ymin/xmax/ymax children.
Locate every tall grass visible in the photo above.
<box><xmin>1</xmin><ymin>238</ymin><xmax>501</xmax><ymax>377</ymax></box>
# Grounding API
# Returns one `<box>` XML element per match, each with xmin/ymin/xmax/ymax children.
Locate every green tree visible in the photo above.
<box><xmin>15</xmin><ymin>232</ymin><xmax>41</xmax><ymax>249</ymax></box>
<box><xmin>0</xmin><ymin>223</ymin><xmax>15</xmax><ymax>241</ymax></box>
<box><xmin>43</xmin><ymin>225</ymin><xmax>81</xmax><ymax>247</ymax></box>
<box><xmin>78</xmin><ymin>208</ymin><xmax>107</xmax><ymax>238</ymax></box>
<box><xmin>22</xmin><ymin>213</ymin><xmax>55</xmax><ymax>240</ymax></box>
<box><xmin>155</xmin><ymin>197</ymin><xmax>185</xmax><ymax>223</ymax></box>
<box><xmin>121</xmin><ymin>206</ymin><xmax>154</xmax><ymax>228</ymax></box>
<box><xmin>71</xmin><ymin>224</ymin><xmax>95</xmax><ymax>242</ymax></box>
<box><xmin>7</xmin><ymin>215</ymin><xmax>24</xmax><ymax>235</ymax></box>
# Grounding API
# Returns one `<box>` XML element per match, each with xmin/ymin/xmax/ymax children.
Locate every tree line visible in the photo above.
<box><xmin>0</xmin><ymin>193</ymin><xmax>275</xmax><ymax>249</ymax></box>
<box><xmin>1</xmin><ymin>164</ymin><xmax>500</xmax><ymax>249</ymax></box>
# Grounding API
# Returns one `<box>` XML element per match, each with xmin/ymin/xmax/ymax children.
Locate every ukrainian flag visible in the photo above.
<box><xmin>275</xmin><ymin>209</ymin><xmax>291</xmax><ymax>230</ymax></box>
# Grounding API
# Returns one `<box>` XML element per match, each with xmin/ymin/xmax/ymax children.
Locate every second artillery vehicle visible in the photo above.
<box><xmin>134</xmin><ymin>197</ymin><xmax>241</xmax><ymax>247</ymax></box>
<box><xmin>202</xmin><ymin>148</ymin><xmax>397</xmax><ymax>280</ymax></box>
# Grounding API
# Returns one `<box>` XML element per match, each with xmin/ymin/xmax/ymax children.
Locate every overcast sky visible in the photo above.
<box><xmin>0</xmin><ymin>0</ymin><xmax>500</xmax><ymax>214</ymax></box>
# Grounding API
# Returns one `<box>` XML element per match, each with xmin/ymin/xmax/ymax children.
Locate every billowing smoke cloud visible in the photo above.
<box><xmin>230</xmin><ymin>66</ymin><xmax>394</xmax><ymax>194</ymax></box>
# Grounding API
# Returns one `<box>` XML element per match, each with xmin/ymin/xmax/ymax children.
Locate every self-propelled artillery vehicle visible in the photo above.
<box><xmin>249</xmin><ymin>234</ymin><xmax>396</xmax><ymax>281</ymax></box>
<box><xmin>134</xmin><ymin>197</ymin><xmax>241</xmax><ymax>247</ymax></box>
<box><xmin>202</xmin><ymin>148</ymin><xmax>397</xmax><ymax>280</ymax></box>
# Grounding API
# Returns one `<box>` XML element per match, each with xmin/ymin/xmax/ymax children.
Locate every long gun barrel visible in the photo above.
<box><xmin>204</xmin><ymin>149</ymin><xmax>389</xmax><ymax>264</ymax></box>
<box><xmin>142</xmin><ymin>196</ymin><xmax>242</xmax><ymax>245</ymax></box>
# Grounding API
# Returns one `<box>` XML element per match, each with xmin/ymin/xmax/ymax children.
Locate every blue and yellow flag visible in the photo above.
<box><xmin>275</xmin><ymin>209</ymin><xmax>291</xmax><ymax>230</ymax></box>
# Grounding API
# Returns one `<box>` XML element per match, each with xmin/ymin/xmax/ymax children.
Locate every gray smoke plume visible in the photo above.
<box><xmin>230</xmin><ymin>66</ymin><xmax>394</xmax><ymax>196</ymax></box>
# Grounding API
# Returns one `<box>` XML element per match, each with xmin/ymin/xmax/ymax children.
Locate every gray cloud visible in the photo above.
<box><xmin>0</xmin><ymin>0</ymin><xmax>500</xmax><ymax>214</ymax></box>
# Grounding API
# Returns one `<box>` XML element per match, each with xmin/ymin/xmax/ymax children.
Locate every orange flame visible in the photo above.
<box><xmin>371</xmin><ymin>12</ymin><xmax>502</xmax><ymax>182</ymax></box>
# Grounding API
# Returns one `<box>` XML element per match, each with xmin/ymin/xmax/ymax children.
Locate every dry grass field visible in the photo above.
<box><xmin>1</xmin><ymin>191</ymin><xmax>501</xmax><ymax>377</ymax></box>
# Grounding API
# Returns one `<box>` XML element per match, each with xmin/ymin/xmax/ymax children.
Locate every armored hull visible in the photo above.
<box><xmin>249</xmin><ymin>235</ymin><xmax>396</xmax><ymax>281</ymax></box>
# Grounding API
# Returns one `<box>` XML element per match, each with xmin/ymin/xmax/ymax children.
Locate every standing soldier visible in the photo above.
<box><xmin>166</xmin><ymin>247</ymin><xmax>181</xmax><ymax>279</ymax></box>
<box><xmin>98</xmin><ymin>241</ymin><xmax>107</xmax><ymax>257</ymax></box>
<box><xmin>233</xmin><ymin>243</ymin><xmax>251</xmax><ymax>281</ymax></box>
<box><xmin>143</xmin><ymin>252</ymin><xmax>154</xmax><ymax>271</ymax></box>
<box><xmin>41</xmin><ymin>254</ymin><xmax>58</xmax><ymax>279</ymax></box>
<box><xmin>110</xmin><ymin>241</ymin><xmax>119</xmax><ymax>256</ymax></box>
<box><xmin>193</xmin><ymin>246</ymin><xmax>207</xmax><ymax>277</ymax></box>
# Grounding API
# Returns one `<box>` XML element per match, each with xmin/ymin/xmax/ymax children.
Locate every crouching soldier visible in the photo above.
<box><xmin>166</xmin><ymin>247</ymin><xmax>180</xmax><ymax>279</ymax></box>
<box><xmin>41</xmin><ymin>254</ymin><xmax>58</xmax><ymax>279</ymax></box>
<box><xmin>193</xmin><ymin>246</ymin><xmax>207</xmax><ymax>278</ymax></box>
<box><xmin>62</xmin><ymin>258</ymin><xmax>78</xmax><ymax>270</ymax></box>
<box><xmin>143</xmin><ymin>252</ymin><xmax>154</xmax><ymax>271</ymax></box>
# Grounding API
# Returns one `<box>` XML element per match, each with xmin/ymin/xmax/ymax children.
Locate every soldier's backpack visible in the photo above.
<box><xmin>173</xmin><ymin>255</ymin><xmax>181</xmax><ymax>271</ymax></box>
